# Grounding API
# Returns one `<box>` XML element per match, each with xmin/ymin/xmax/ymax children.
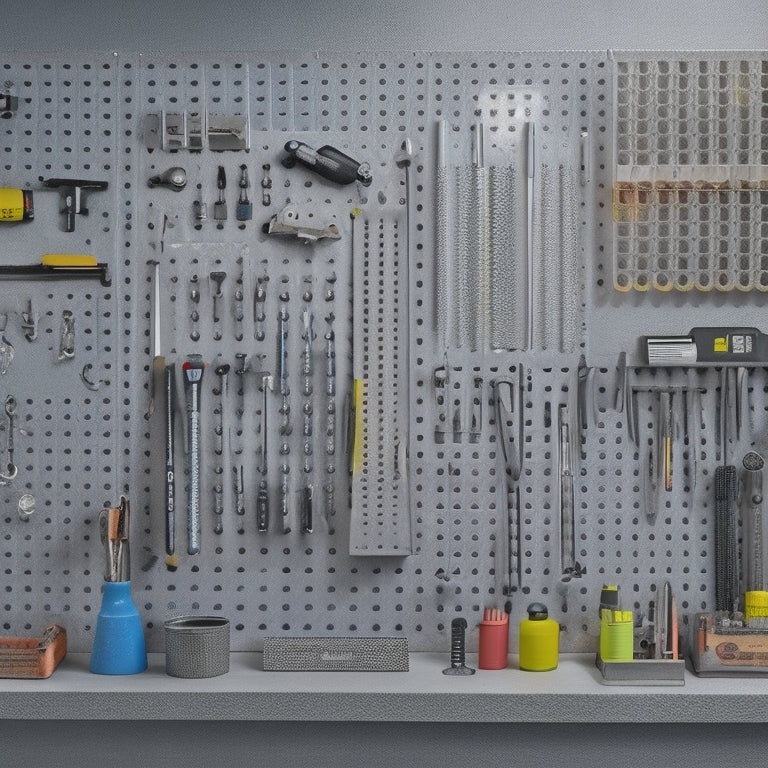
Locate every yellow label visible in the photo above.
<box><xmin>0</xmin><ymin>188</ymin><xmax>23</xmax><ymax>221</ymax></box>
<box><xmin>713</xmin><ymin>335</ymin><xmax>728</xmax><ymax>353</ymax></box>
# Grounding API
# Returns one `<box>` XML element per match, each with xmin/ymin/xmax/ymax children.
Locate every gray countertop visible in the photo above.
<box><xmin>3</xmin><ymin>653</ymin><xmax>768</xmax><ymax>722</ymax></box>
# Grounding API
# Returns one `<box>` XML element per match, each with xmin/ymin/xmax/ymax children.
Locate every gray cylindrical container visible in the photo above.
<box><xmin>164</xmin><ymin>615</ymin><xmax>230</xmax><ymax>678</ymax></box>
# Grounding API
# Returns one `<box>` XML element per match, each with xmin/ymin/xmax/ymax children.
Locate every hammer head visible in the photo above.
<box><xmin>43</xmin><ymin>178</ymin><xmax>109</xmax><ymax>191</ymax></box>
<box><xmin>43</xmin><ymin>178</ymin><xmax>109</xmax><ymax>231</ymax></box>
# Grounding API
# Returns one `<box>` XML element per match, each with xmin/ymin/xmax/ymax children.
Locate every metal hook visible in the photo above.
<box><xmin>81</xmin><ymin>362</ymin><xmax>104</xmax><ymax>391</ymax></box>
<box><xmin>491</xmin><ymin>370</ymin><xmax>524</xmax><ymax>482</ymax></box>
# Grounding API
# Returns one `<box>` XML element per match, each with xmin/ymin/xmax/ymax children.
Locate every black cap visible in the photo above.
<box><xmin>526</xmin><ymin>602</ymin><xmax>549</xmax><ymax>620</ymax></box>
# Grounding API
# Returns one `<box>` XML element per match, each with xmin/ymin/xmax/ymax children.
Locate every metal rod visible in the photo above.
<box><xmin>526</xmin><ymin>121</ymin><xmax>536</xmax><ymax>350</ymax></box>
<box><xmin>164</xmin><ymin>363</ymin><xmax>177</xmax><ymax>562</ymax></box>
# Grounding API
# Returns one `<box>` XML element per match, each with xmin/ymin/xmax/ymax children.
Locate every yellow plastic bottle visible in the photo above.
<box><xmin>519</xmin><ymin>602</ymin><xmax>560</xmax><ymax>671</ymax></box>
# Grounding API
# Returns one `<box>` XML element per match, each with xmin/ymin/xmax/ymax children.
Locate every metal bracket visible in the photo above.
<box><xmin>263</xmin><ymin>205</ymin><xmax>341</xmax><ymax>243</ymax></box>
<box><xmin>153</xmin><ymin>110</ymin><xmax>249</xmax><ymax>151</ymax></box>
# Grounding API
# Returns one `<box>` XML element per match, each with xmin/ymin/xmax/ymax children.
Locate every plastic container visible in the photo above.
<box><xmin>599</xmin><ymin>609</ymin><xmax>634</xmax><ymax>661</ymax></box>
<box><xmin>89</xmin><ymin>581</ymin><xmax>147</xmax><ymax>675</ymax></box>
<box><xmin>745</xmin><ymin>591</ymin><xmax>768</xmax><ymax>622</ymax></box>
<box><xmin>0</xmin><ymin>624</ymin><xmax>67</xmax><ymax>678</ymax></box>
<box><xmin>519</xmin><ymin>602</ymin><xmax>559</xmax><ymax>671</ymax></box>
<box><xmin>478</xmin><ymin>611</ymin><xmax>509</xmax><ymax>669</ymax></box>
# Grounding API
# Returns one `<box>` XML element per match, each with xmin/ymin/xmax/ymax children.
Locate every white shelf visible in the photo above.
<box><xmin>3</xmin><ymin>653</ymin><xmax>768</xmax><ymax>722</ymax></box>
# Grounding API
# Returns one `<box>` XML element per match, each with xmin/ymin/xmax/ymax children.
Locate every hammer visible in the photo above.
<box><xmin>43</xmin><ymin>177</ymin><xmax>109</xmax><ymax>232</ymax></box>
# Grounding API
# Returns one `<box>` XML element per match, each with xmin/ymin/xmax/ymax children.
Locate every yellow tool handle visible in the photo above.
<box><xmin>351</xmin><ymin>378</ymin><xmax>366</xmax><ymax>475</ymax></box>
<box><xmin>41</xmin><ymin>254</ymin><xmax>98</xmax><ymax>267</ymax></box>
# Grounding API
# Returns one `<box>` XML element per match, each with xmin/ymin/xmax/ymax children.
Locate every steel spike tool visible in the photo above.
<box><xmin>526</xmin><ymin>121</ymin><xmax>536</xmax><ymax>350</ymax></box>
<box><xmin>182</xmin><ymin>355</ymin><xmax>206</xmax><ymax>555</ymax></box>
<box><xmin>558</xmin><ymin>403</ymin><xmax>583</xmax><ymax>580</ymax></box>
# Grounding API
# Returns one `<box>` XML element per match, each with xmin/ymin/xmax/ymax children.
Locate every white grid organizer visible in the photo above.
<box><xmin>613</xmin><ymin>54</ymin><xmax>768</xmax><ymax>293</ymax></box>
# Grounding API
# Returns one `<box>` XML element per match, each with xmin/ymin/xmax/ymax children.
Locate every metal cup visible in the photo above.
<box><xmin>164</xmin><ymin>615</ymin><xmax>230</xmax><ymax>678</ymax></box>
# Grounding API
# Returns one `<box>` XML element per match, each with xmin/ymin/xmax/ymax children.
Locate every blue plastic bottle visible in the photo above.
<box><xmin>89</xmin><ymin>581</ymin><xmax>147</xmax><ymax>675</ymax></box>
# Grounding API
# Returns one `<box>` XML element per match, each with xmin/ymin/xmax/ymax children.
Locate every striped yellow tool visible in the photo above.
<box><xmin>351</xmin><ymin>378</ymin><xmax>366</xmax><ymax>476</ymax></box>
<box><xmin>0</xmin><ymin>254</ymin><xmax>111</xmax><ymax>286</ymax></box>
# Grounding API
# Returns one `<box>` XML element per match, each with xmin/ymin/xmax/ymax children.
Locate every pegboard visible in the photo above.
<box><xmin>0</xmin><ymin>50</ymin><xmax>764</xmax><ymax>656</ymax></box>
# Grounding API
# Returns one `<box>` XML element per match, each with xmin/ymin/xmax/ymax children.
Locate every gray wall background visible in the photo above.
<box><xmin>6</xmin><ymin>0</ymin><xmax>768</xmax><ymax>53</ymax></box>
<box><xmin>4</xmin><ymin>1</ymin><xmax>768</xmax><ymax>765</ymax></box>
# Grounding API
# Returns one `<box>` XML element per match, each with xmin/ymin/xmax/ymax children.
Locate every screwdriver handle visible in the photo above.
<box><xmin>282</xmin><ymin>140</ymin><xmax>372</xmax><ymax>186</ymax></box>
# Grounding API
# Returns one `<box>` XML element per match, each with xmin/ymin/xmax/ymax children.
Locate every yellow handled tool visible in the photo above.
<box><xmin>0</xmin><ymin>188</ymin><xmax>34</xmax><ymax>222</ymax></box>
<box><xmin>0</xmin><ymin>254</ymin><xmax>111</xmax><ymax>286</ymax></box>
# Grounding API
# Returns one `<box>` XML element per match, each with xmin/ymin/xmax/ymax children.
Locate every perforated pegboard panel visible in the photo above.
<box><xmin>0</xmin><ymin>50</ymin><xmax>762</xmax><ymax>655</ymax></box>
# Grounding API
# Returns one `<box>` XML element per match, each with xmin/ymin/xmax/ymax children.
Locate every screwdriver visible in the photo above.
<box><xmin>214</xmin><ymin>165</ymin><xmax>227</xmax><ymax>227</ymax></box>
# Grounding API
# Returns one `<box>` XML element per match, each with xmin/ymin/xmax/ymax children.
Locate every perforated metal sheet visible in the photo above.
<box><xmin>0</xmin><ymin>50</ymin><xmax>760</xmax><ymax>655</ymax></box>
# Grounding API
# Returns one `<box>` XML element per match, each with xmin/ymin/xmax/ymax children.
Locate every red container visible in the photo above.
<box><xmin>478</xmin><ymin>611</ymin><xmax>509</xmax><ymax>670</ymax></box>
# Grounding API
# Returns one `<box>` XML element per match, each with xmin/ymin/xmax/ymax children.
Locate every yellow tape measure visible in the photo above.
<box><xmin>0</xmin><ymin>188</ymin><xmax>34</xmax><ymax>222</ymax></box>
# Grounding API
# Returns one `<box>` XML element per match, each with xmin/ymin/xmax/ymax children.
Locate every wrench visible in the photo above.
<box><xmin>0</xmin><ymin>395</ymin><xmax>18</xmax><ymax>484</ymax></box>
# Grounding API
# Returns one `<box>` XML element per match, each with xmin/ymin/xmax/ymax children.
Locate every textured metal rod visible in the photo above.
<box><xmin>489</xmin><ymin>165</ymin><xmax>522</xmax><ymax>351</ymax></box>
<box><xmin>454</xmin><ymin>166</ymin><xmax>473</xmax><ymax>349</ymax></box>
<box><xmin>526</xmin><ymin>121</ymin><xmax>536</xmax><ymax>350</ymax></box>
<box><xmin>559</xmin><ymin>164</ymin><xmax>580</xmax><ymax>353</ymax></box>
<box><xmin>538</xmin><ymin>163</ymin><xmax>557</xmax><ymax>350</ymax></box>
<box><xmin>435</xmin><ymin>119</ymin><xmax>451</xmax><ymax>349</ymax></box>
